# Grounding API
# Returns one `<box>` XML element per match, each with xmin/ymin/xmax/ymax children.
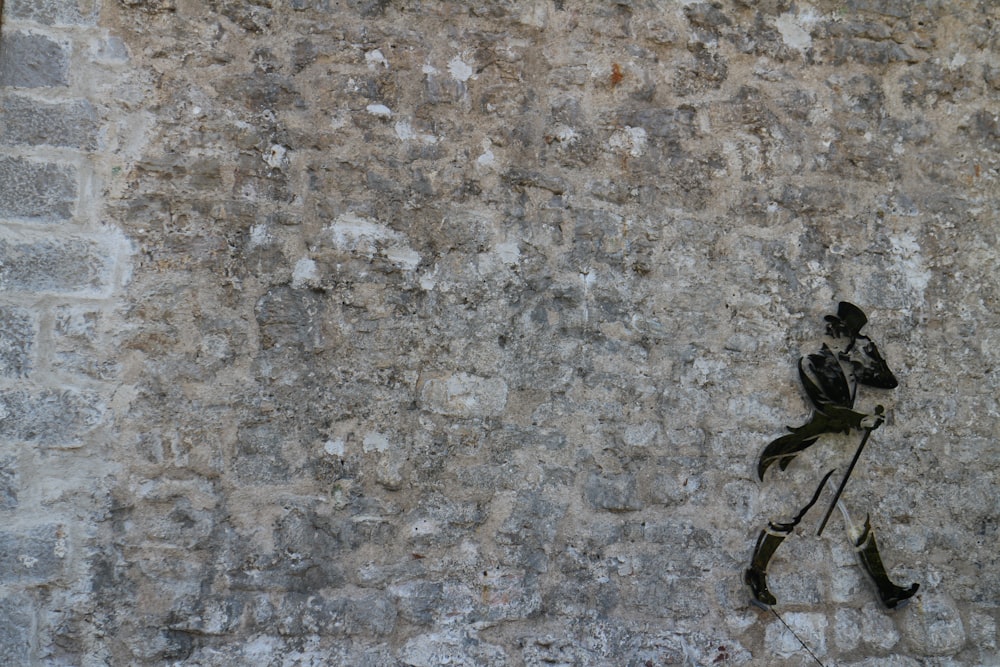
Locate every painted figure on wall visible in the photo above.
<box><xmin>745</xmin><ymin>301</ymin><xmax>919</xmax><ymax>610</ymax></box>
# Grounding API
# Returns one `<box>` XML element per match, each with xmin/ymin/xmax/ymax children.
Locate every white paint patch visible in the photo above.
<box><xmin>395</xmin><ymin>120</ymin><xmax>438</xmax><ymax>144</ymax></box>
<box><xmin>384</xmin><ymin>247</ymin><xmax>422</xmax><ymax>271</ymax></box>
<box><xmin>363</xmin><ymin>431</ymin><xmax>390</xmax><ymax>453</ymax></box>
<box><xmin>476</xmin><ymin>148</ymin><xmax>495</xmax><ymax>167</ymax></box>
<box><xmin>291</xmin><ymin>257</ymin><xmax>319</xmax><ymax>288</ymax></box>
<box><xmin>264</xmin><ymin>144</ymin><xmax>288</xmax><ymax>169</ymax></box>
<box><xmin>328</xmin><ymin>213</ymin><xmax>401</xmax><ymax>247</ymax></box>
<box><xmin>419</xmin><ymin>265</ymin><xmax>439</xmax><ymax>291</ymax></box>
<box><xmin>248</xmin><ymin>223</ymin><xmax>271</xmax><ymax>248</ymax></box>
<box><xmin>447</xmin><ymin>56</ymin><xmax>474</xmax><ymax>82</ymax></box>
<box><xmin>327</xmin><ymin>213</ymin><xmax>422</xmax><ymax>269</ymax></box>
<box><xmin>889</xmin><ymin>231</ymin><xmax>931</xmax><ymax>299</ymax></box>
<box><xmin>366</xmin><ymin>104</ymin><xmax>393</xmax><ymax>118</ymax></box>
<box><xmin>494</xmin><ymin>242</ymin><xmax>520</xmax><ymax>265</ymax></box>
<box><xmin>775</xmin><ymin>12</ymin><xmax>813</xmax><ymax>51</ymax></box>
<box><xmin>394</xmin><ymin>120</ymin><xmax>416</xmax><ymax>141</ymax></box>
<box><xmin>421</xmin><ymin>64</ymin><xmax>438</xmax><ymax>75</ymax></box>
<box><xmin>324</xmin><ymin>439</ymin><xmax>345</xmax><ymax>457</ymax></box>
<box><xmin>365</xmin><ymin>49</ymin><xmax>388</xmax><ymax>69</ymax></box>
<box><xmin>609</xmin><ymin>126</ymin><xmax>647</xmax><ymax>157</ymax></box>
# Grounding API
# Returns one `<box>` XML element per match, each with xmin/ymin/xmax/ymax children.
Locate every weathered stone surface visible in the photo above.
<box><xmin>399</xmin><ymin>629</ymin><xmax>507</xmax><ymax>667</ymax></box>
<box><xmin>3</xmin><ymin>0</ymin><xmax>998</xmax><ymax>665</ymax></box>
<box><xmin>765</xmin><ymin>612</ymin><xmax>828</xmax><ymax>659</ymax></box>
<box><xmin>0</xmin><ymin>306</ymin><xmax>34</xmax><ymax>377</ymax></box>
<box><xmin>0</xmin><ymin>32</ymin><xmax>70</xmax><ymax>88</ymax></box>
<box><xmin>0</xmin><ymin>593</ymin><xmax>34</xmax><ymax>662</ymax></box>
<box><xmin>418</xmin><ymin>372</ymin><xmax>508</xmax><ymax>418</ymax></box>
<box><xmin>0</xmin><ymin>235</ymin><xmax>120</xmax><ymax>295</ymax></box>
<box><xmin>0</xmin><ymin>389</ymin><xmax>104</xmax><ymax>446</ymax></box>
<box><xmin>6</xmin><ymin>0</ymin><xmax>98</xmax><ymax>25</ymax></box>
<box><xmin>902</xmin><ymin>592</ymin><xmax>967</xmax><ymax>655</ymax></box>
<box><xmin>0</xmin><ymin>157</ymin><xmax>76</xmax><ymax>221</ymax></box>
<box><xmin>0</xmin><ymin>458</ymin><xmax>17</xmax><ymax>510</ymax></box>
<box><xmin>0</xmin><ymin>95</ymin><xmax>99</xmax><ymax>149</ymax></box>
<box><xmin>0</xmin><ymin>524</ymin><xmax>67</xmax><ymax>584</ymax></box>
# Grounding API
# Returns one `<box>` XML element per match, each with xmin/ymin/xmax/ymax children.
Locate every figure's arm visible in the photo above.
<box><xmin>820</xmin><ymin>403</ymin><xmax>885</xmax><ymax>432</ymax></box>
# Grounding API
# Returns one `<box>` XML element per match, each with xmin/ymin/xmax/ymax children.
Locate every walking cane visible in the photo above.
<box><xmin>816</xmin><ymin>406</ymin><xmax>883</xmax><ymax>537</ymax></box>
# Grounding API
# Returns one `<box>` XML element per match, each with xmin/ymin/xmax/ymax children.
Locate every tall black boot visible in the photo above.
<box><xmin>744</xmin><ymin>527</ymin><xmax>788</xmax><ymax>608</ymax></box>
<box><xmin>854</xmin><ymin>515</ymin><xmax>919</xmax><ymax>610</ymax></box>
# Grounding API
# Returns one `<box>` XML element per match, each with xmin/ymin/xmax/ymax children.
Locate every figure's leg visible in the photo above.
<box><xmin>745</xmin><ymin>469</ymin><xmax>836</xmax><ymax>608</ymax></box>
<box><xmin>853</xmin><ymin>514</ymin><xmax>919</xmax><ymax>609</ymax></box>
<box><xmin>745</xmin><ymin>524</ymin><xmax>788</xmax><ymax>608</ymax></box>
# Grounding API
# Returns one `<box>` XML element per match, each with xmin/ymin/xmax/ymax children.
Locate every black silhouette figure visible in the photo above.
<box><xmin>745</xmin><ymin>302</ymin><xmax>919</xmax><ymax>610</ymax></box>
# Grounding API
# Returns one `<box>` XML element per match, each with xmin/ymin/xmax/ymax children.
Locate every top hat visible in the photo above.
<box><xmin>825</xmin><ymin>301</ymin><xmax>868</xmax><ymax>338</ymax></box>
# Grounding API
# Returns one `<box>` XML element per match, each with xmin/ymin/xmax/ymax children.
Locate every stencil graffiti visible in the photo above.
<box><xmin>746</xmin><ymin>302</ymin><xmax>919</xmax><ymax>610</ymax></box>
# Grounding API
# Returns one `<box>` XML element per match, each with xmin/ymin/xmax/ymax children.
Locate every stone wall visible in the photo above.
<box><xmin>1</xmin><ymin>0</ymin><xmax>998</xmax><ymax>665</ymax></box>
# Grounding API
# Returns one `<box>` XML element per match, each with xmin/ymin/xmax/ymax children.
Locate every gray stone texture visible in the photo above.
<box><xmin>0</xmin><ymin>157</ymin><xmax>76</xmax><ymax>220</ymax></box>
<box><xmin>3</xmin><ymin>0</ymin><xmax>1000</xmax><ymax>665</ymax></box>
<box><xmin>0</xmin><ymin>388</ymin><xmax>104</xmax><ymax>446</ymax></box>
<box><xmin>0</xmin><ymin>524</ymin><xmax>67</xmax><ymax>584</ymax></box>
<box><xmin>0</xmin><ymin>593</ymin><xmax>34</xmax><ymax>662</ymax></box>
<box><xmin>6</xmin><ymin>0</ymin><xmax>98</xmax><ymax>25</ymax></box>
<box><xmin>0</xmin><ymin>236</ymin><xmax>114</xmax><ymax>294</ymax></box>
<box><xmin>0</xmin><ymin>95</ymin><xmax>99</xmax><ymax>149</ymax></box>
<box><xmin>0</xmin><ymin>305</ymin><xmax>34</xmax><ymax>377</ymax></box>
<box><xmin>0</xmin><ymin>455</ymin><xmax>19</xmax><ymax>509</ymax></box>
<box><xmin>0</xmin><ymin>31</ymin><xmax>70</xmax><ymax>88</ymax></box>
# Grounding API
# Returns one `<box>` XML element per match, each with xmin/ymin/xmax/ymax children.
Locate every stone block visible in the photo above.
<box><xmin>0</xmin><ymin>236</ymin><xmax>116</xmax><ymax>295</ymax></box>
<box><xmin>0</xmin><ymin>305</ymin><xmax>34</xmax><ymax>377</ymax></box>
<box><xmin>0</xmin><ymin>456</ymin><xmax>18</xmax><ymax>509</ymax></box>
<box><xmin>861</xmin><ymin>603</ymin><xmax>901</xmax><ymax>650</ymax></box>
<box><xmin>765</xmin><ymin>612</ymin><xmax>828</xmax><ymax>659</ymax></box>
<box><xmin>0</xmin><ymin>524</ymin><xmax>66</xmax><ymax>584</ymax></box>
<box><xmin>0</xmin><ymin>389</ymin><xmax>104</xmax><ymax>447</ymax></box>
<box><xmin>0</xmin><ymin>32</ymin><xmax>70</xmax><ymax>88</ymax></box>
<box><xmin>0</xmin><ymin>95</ymin><xmax>99</xmax><ymax>149</ymax></box>
<box><xmin>834</xmin><ymin>607</ymin><xmax>862</xmax><ymax>651</ymax></box>
<box><xmin>254</xmin><ymin>286</ymin><xmax>327</xmax><ymax>352</ymax></box>
<box><xmin>0</xmin><ymin>593</ymin><xmax>33</xmax><ymax>662</ymax></box>
<box><xmin>418</xmin><ymin>372</ymin><xmax>508</xmax><ymax>418</ymax></box>
<box><xmin>0</xmin><ymin>157</ymin><xmax>76</xmax><ymax>221</ymax></box>
<box><xmin>390</xmin><ymin>580</ymin><xmax>444</xmax><ymax>625</ymax></box>
<box><xmin>902</xmin><ymin>592</ymin><xmax>966</xmax><ymax>655</ymax></box>
<box><xmin>6</xmin><ymin>0</ymin><xmax>98</xmax><ymax>25</ymax></box>
<box><xmin>400</xmin><ymin>629</ymin><xmax>507</xmax><ymax>667</ymax></box>
<box><xmin>265</xmin><ymin>591</ymin><xmax>396</xmax><ymax>637</ymax></box>
<box><xmin>584</xmin><ymin>472</ymin><xmax>643</xmax><ymax>512</ymax></box>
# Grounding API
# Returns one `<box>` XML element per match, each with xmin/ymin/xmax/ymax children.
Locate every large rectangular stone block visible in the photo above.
<box><xmin>0</xmin><ymin>32</ymin><xmax>70</xmax><ymax>88</ymax></box>
<box><xmin>0</xmin><ymin>593</ymin><xmax>33</xmax><ymax>662</ymax></box>
<box><xmin>0</xmin><ymin>524</ymin><xmax>66</xmax><ymax>584</ymax></box>
<box><xmin>6</xmin><ymin>0</ymin><xmax>98</xmax><ymax>25</ymax></box>
<box><xmin>0</xmin><ymin>95</ymin><xmax>99</xmax><ymax>150</ymax></box>
<box><xmin>0</xmin><ymin>236</ymin><xmax>115</xmax><ymax>296</ymax></box>
<box><xmin>0</xmin><ymin>389</ymin><xmax>104</xmax><ymax>447</ymax></box>
<box><xmin>0</xmin><ymin>455</ymin><xmax>18</xmax><ymax>510</ymax></box>
<box><xmin>0</xmin><ymin>157</ymin><xmax>76</xmax><ymax>221</ymax></box>
<box><xmin>0</xmin><ymin>305</ymin><xmax>35</xmax><ymax>377</ymax></box>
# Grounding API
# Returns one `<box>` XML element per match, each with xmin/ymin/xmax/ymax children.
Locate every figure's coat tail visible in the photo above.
<box><xmin>756</xmin><ymin>414</ymin><xmax>837</xmax><ymax>479</ymax></box>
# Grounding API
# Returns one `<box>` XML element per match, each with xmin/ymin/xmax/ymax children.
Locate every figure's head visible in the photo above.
<box><xmin>824</xmin><ymin>301</ymin><xmax>868</xmax><ymax>340</ymax></box>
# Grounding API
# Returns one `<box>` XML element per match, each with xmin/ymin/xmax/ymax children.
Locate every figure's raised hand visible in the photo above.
<box><xmin>860</xmin><ymin>405</ymin><xmax>885</xmax><ymax>431</ymax></box>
